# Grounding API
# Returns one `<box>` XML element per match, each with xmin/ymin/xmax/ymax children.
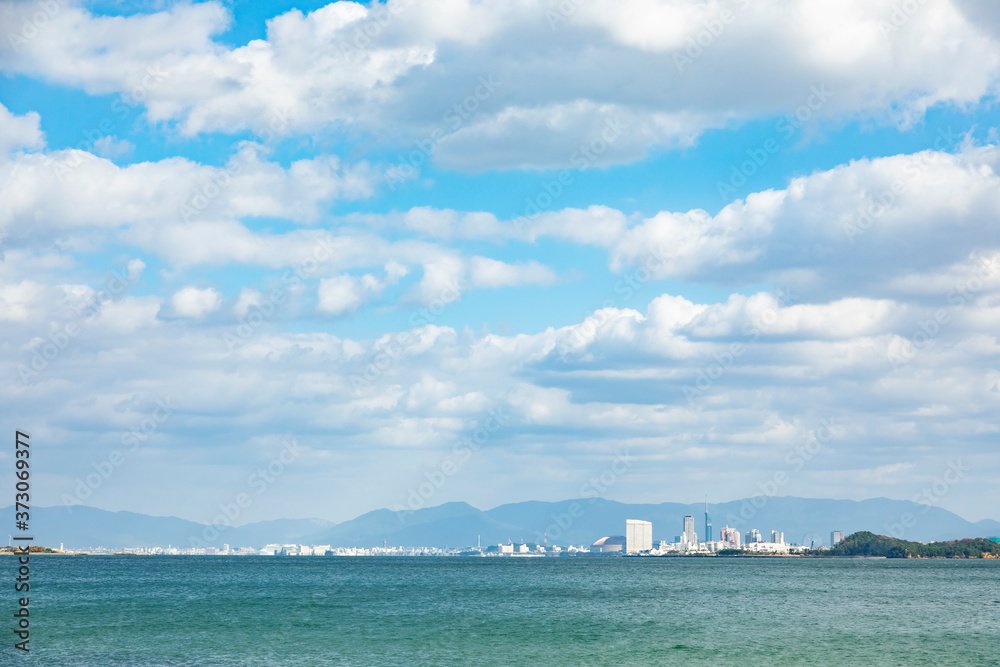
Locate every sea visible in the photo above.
<box><xmin>8</xmin><ymin>555</ymin><xmax>999</xmax><ymax>665</ymax></box>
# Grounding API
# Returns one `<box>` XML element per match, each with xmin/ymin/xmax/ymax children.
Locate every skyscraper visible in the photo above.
<box><xmin>705</xmin><ymin>499</ymin><xmax>712</xmax><ymax>543</ymax></box>
<box><xmin>720</xmin><ymin>526</ymin><xmax>741</xmax><ymax>548</ymax></box>
<box><xmin>831</xmin><ymin>531</ymin><xmax>844</xmax><ymax>546</ymax></box>
<box><xmin>683</xmin><ymin>515</ymin><xmax>697</xmax><ymax>545</ymax></box>
<box><xmin>626</xmin><ymin>519</ymin><xmax>652</xmax><ymax>553</ymax></box>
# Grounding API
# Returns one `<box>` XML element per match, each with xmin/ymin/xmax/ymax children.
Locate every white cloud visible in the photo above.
<box><xmin>3</xmin><ymin>0</ymin><xmax>999</xmax><ymax>169</ymax></box>
<box><xmin>6</xmin><ymin>257</ymin><xmax>1000</xmax><ymax>521</ymax></box>
<box><xmin>317</xmin><ymin>262</ymin><xmax>410</xmax><ymax>315</ymax></box>
<box><xmin>6</xmin><ymin>0</ymin><xmax>1000</xmax><ymax>524</ymax></box>
<box><xmin>0</xmin><ymin>279</ymin><xmax>45</xmax><ymax>322</ymax></box>
<box><xmin>0</xmin><ymin>103</ymin><xmax>44</xmax><ymax>154</ymax></box>
<box><xmin>91</xmin><ymin>135</ymin><xmax>133</xmax><ymax>159</ymax></box>
<box><xmin>0</xmin><ymin>143</ymin><xmax>378</xmax><ymax>248</ymax></box>
<box><xmin>166</xmin><ymin>287</ymin><xmax>222</xmax><ymax>318</ymax></box>
<box><xmin>517</xmin><ymin>205</ymin><xmax>628</xmax><ymax>246</ymax></box>
<box><xmin>317</xmin><ymin>275</ymin><xmax>366</xmax><ymax>316</ymax></box>
<box><xmin>468</xmin><ymin>257</ymin><xmax>557</xmax><ymax>289</ymax></box>
<box><xmin>400</xmin><ymin>207</ymin><xmax>506</xmax><ymax>240</ymax></box>
<box><xmin>413</xmin><ymin>256</ymin><xmax>465</xmax><ymax>304</ymax></box>
<box><xmin>411</xmin><ymin>254</ymin><xmax>557</xmax><ymax>303</ymax></box>
<box><xmin>233</xmin><ymin>288</ymin><xmax>263</xmax><ymax>318</ymax></box>
<box><xmin>610</xmin><ymin>144</ymin><xmax>1000</xmax><ymax>298</ymax></box>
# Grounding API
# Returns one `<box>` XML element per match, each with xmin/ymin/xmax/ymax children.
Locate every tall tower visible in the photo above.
<box><xmin>683</xmin><ymin>515</ymin><xmax>697</xmax><ymax>545</ymax></box>
<box><xmin>704</xmin><ymin>498</ymin><xmax>712</xmax><ymax>543</ymax></box>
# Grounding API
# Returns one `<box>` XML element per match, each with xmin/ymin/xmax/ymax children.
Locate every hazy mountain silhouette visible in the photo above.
<box><xmin>7</xmin><ymin>498</ymin><xmax>998</xmax><ymax>549</ymax></box>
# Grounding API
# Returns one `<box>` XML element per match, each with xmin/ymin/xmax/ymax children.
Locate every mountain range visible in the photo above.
<box><xmin>5</xmin><ymin>497</ymin><xmax>999</xmax><ymax>550</ymax></box>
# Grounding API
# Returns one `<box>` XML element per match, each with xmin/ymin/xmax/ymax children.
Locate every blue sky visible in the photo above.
<box><xmin>2</xmin><ymin>0</ymin><xmax>999</xmax><ymax>530</ymax></box>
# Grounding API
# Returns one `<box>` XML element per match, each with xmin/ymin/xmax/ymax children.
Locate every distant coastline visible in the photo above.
<box><xmin>4</xmin><ymin>532</ymin><xmax>1000</xmax><ymax>559</ymax></box>
<box><xmin>678</xmin><ymin>532</ymin><xmax>1000</xmax><ymax>560</ymax></box>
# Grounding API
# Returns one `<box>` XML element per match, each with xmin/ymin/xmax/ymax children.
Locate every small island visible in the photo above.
<box><xmin>716</xmin><ymin>532</ymin><xmax>1000</xmax><ymax>558</ymax></box>
<box><xmin>715</xmin><ymin>530</ymin><xmax>1000</xmax><ymax>559</ymax></box>
<box><xmin>816</xmin><ymin>531</ymin><xmax>1000</xmax><ymax>559</ymax></box>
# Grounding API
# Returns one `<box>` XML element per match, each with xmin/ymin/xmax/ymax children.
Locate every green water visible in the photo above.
<box><xmin>6</xmin><ymin>556</ymin><xmax>999</xmax><ymax>665</ymax></box>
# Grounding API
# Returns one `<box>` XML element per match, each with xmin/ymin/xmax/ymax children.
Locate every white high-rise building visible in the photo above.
<box><xmin>831</xmin><ymin>531</ymin><xmax>844</xmax><ymax>546</ymax></box>
<box><xmin>626</xmin><ymin>519</ymin><xmax>653</xmax><ymax>553</ymax></box>
<box><xmin>771</xmin><ymin>531</ymin><xmax>784</xmax><ymax>545</ymax></box>
<box><xmin>682</xmin><ymin>515</ymin><xmax>697</xmax><ymax>545</ymax></box>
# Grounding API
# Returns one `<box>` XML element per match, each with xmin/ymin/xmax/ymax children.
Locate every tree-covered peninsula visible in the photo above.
<box><xmin>819</xmin><ymin>532</ymin><xmax>1000</xmax><ymax>558</ymax></box>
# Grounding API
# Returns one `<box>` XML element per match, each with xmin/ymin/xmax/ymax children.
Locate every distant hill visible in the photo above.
<box><xmin>0</xmin><ymin>505</ymin><xmax>332</xmax><ymax>550</ymax></box>
<box><xmin>823</xmin><ymin>531</ymin><xmax>1000</xmax><ymax>558</ymax></box>
<box><xmin>302</xmin><ymin>497</ymin><xmax>1000</xmax><ymax>548</ymax></box>
<box><xmin>4</xmin><ymin>498</ymin><xmax>998</xmax><ymax>550</ymax></box>
<box><xmin>305</xmin><ymin>502</ymin><xmax>525</xmax><ymax>548</ymax></box>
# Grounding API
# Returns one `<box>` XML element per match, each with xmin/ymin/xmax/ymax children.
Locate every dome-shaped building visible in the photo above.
<box><xmin>590</xmin><ymin>535</ymin><xmax>626</xmax><ymax>553</ymax></box>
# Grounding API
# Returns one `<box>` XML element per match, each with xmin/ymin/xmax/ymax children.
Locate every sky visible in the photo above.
<box><xmin>1</xmin><ymin>0</ymin><xmax>999</xmax><ymax>527</ymax></box>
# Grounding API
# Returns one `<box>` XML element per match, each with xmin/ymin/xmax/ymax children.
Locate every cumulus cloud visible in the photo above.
<box><xmin>0</xmin><ymin>143</ymin><xmax>378</xmax><ymax>249</ymax></box>
<box><xmin>6</xmin><ymin>1</ymin><xmax>1000</xmax><ymax>522</ymax></box>
<box><xmin>7</xmin><ymin>270</ymin><xmax>999</xmax><ymax>520</ymax></box>
<box><xmin>91</xmin><ymin>135</ymin><xmax>134</xmax><ymax>159</ymax></box>
<box><xmin>165</xmin><ymin>286</ymin><xmax>222</xmax><ymax>318</ymax></box>
<box><xmin>0</xmin><ymin>103</ymin><xmax>44</xmax><ymax>154</ymax></box>
<box><xmin>610</xmin><ymin>144</ymin><xmax>1000</xmax><ymax>298</ymax></box>
<box><xmin>3</xmin><ymin>0</ymin><xmax>999</xmax><ymax>169</ymax></box>
<box><xmin>317</xmin><ymin>263</ymin><xmax>408</xmax><ymax>316</ymax></box>
<box><xmin>410</xmin><ymin>255</ymin><xmax>558</xmax><ymax>304</ymax></box>
<box><xmin>317</xmin><ymin>276</ymin><xmax>366</xmax><ymax>316</ymax></box>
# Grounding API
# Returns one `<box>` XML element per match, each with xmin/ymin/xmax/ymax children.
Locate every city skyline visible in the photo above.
<box><xmin>9</xmin><ymin>493</ymin><xmax>998</xmax><ymax>553</ymax></box>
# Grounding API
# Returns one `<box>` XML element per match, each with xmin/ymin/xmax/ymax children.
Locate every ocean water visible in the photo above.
<box><xmin>8</xmin><ymin>556</ymin><xmax>999</xmax><ymax>665</ymax></box>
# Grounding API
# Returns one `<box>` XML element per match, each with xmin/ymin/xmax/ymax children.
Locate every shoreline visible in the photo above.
<box><xmin>3</xmin><ymin>552</ymin><xmax>998</xmax><ymax>560</ymax></box>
